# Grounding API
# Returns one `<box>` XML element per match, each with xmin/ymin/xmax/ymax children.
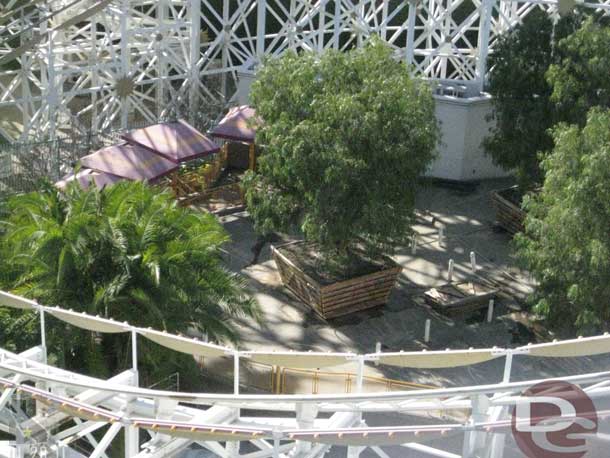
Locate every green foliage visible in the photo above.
<box><xmin>485</xmin><ymin>9</ymin><xmax>581</xmax><ymax>190</ymax></box>
<box><xmin>244</xmin><ymin>39</ymin><xmax>438</xmax><ymax>257</ymax></box>
<box><xmin>547</xmin><ymin>17</ymin><xmax>610</xmax><ymax>126</ymax></box>
<box><xmin>0</xmin><ymin>181</ymin><xmax>258</xmax><ymax>377</ymax></box>
<box><xmin>485</xmin><ymin>9</ymin><xmax>610</xmax><ymax>190</ymax></box>
<box><xmin>515</xmin><ymin>109</ymin><xmax>610</xmax><ymax>333</ymax></box>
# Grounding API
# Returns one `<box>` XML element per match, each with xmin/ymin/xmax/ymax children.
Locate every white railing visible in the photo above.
<box><xmin>2</xmin><ymin>289</ymin><xmax>610</xmax><ymax>457</ymax></box>
<box><xmin>2</xmin><ymin>289</ymin><xmax>610</xmax><ymax>401</ymax></box>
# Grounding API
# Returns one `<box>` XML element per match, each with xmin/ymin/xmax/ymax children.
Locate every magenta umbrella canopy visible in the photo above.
<box><xmin>209</xmin><ymin>105</ymin><xmax>258</xmax><ymax>143</ymax></box>
<box><xmin>80</xmin><ymin>143</ymin><xmax>178</xmax><ymax>182</ymax></box>
<box><xmin>55</xmin><ymin>168</ymin><xmax>124</xmax><ymax>191</ymax></box>
<box><xmin>121</xmin><ymin>119</ymin><xmax>220</xmax><ymax>164</ymax></box>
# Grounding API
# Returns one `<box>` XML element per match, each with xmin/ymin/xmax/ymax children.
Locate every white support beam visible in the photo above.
<box><xmin>0</xmin><ymin>375</ymin><xmax>22</xmax><ymax>411</ymax></box>
<box><xmin>64</xmin><ymin>419</ymin><xmax>111</xmax><ymax>458</ymax></box>
<box><xmin>402</xmin><ymin>443</ymin><xmax>461</xmax><ymax>458</ymax></box>
<box><xmin>475</xmin><ymin>0</ymin><xmax>495</xmax><ymax>92</ymax></box>
<box><xmin>119</xmin><ymin>0</ymin><xmax>130</xmax><ymax>129</ymax></box>
<box><xmin>55</xmin><ymin>419</ymin><xmax>107</xmax><ymax>442</ymax></box>
<box><xmin>90</xmin><ymin>422</ymin><xmax>122</xmax><ymax>458</ymax></box>
<box><xmin>256</xmin><ymin>0</ymin><xmax>267</xmax><ymax>58</ymax></box>
<box><xmin>240</xmin><ymin>442</ymin><xmax>294</xmax><ymax>458</ymax></box>
<box><xmin>134</xmin><ymin>438</ymin><xmax>192</xmax><ymax>458</ymax></box>
<box><xmin>370</xmin><ymin>446</ymin><xmax>391</xmax><ymax>458</ymax></box>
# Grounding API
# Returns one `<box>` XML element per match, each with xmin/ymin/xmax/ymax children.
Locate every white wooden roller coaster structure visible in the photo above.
<box><xmin>1</xmin><ymin>290</ymin><xmax>610</xmax><ymax>457</ymax></box>
<box><xmin>1</xmin><ymin>0</ymin><xmax>609</xmax><ymax>142</ymax></box>
<box><xmin>2</xmin><ymin>0</ymin><xmax>610</xmax><ymax>456</ymax></box>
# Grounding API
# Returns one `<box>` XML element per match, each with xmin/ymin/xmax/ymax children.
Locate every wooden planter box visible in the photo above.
<box><xmin>271</xmin><ymin>243</ymin><xmax>402</xmax><ymax>319</ymax></box>
<box><xmin>490</xmin><ymin>186</ymin><xmax>525</xmax><ymax>235</ymax></box>
<box><xmin>424</xmin><ymin>281</ymin><xmax>498</xmax><ymax>317</ymax></box>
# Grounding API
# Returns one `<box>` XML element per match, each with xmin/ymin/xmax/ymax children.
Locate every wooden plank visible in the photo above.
<box><xmin>321</xmin><ymin>279</ymin><xmax>398</xmax><ymax>308</ymax></box>
<box><xmin>274</xmin><ymin>252</ymin><xmax>322</xmax><ymax>308</ymax></box>
<box><xmin>322</xmin><ymin>291</ymin><xmax>391</xmax><ymax>313</ymax></box>
<box><xmin>278</xmin><ymin>268</ymin><xmax>321</xmax><ymax>306</ymax></box>
<box><xmin>271</xmin><ymin>246</ymin><xmax>323</xmax><ymax>293</ymax></box>
<box><xmin>273</xmin><ymin>242</ymin><xmax>400</xmax><ymax>319</ymax></box>
<box><xmin>424</xmin><ymin>281</ymin><xmax>498</xmax><ymax>316</ymax></box>
<box><xmin>321</xmin><ymin>271</ymin><xmax>400</xmax><ymax>298</ymax></box>
<box><xmin>491</xmin><ymin>187</ymin><xmax>525</xmax><ymax>235</ymax></box>
<box><xmin>323</xmin><ymin>297</ymin><xmax>388</xmax><ymax>319</ymax></box>
<box><xmin>321</xmin><ymin>265</ymin><xmax>401</xmax><ymax>293</ymax></box>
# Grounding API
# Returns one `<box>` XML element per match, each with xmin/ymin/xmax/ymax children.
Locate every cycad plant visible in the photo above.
<box><xmin>0</xmin><ymin>181</ymin><xmax>257</xmax><ymax>383</ymax></box>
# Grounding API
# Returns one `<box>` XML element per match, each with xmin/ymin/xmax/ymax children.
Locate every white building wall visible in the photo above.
<box><xmin>429</xmin><ymin>94</ymin><xmax>509</xmax><ymax>181</ymax></box>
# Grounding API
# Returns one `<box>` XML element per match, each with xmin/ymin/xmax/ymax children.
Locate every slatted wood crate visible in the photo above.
<box><xmin>424</xmin><ymin>281</ymin><xmax>498</xmax><ymax>317</ymax></box>
<box><xmin>490</xmin><ymin>186</ymin><xmax>525</xmax><ymax>235</ymax></box>
<box><xmin>271</xmin><ymin>243</ymin><xmax>402</xmax><ymax>319</ymax></box>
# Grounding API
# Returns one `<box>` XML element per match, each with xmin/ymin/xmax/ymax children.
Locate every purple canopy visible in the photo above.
<box><xmin>209</xmin><ymin>105</ymin><xmax>258</xmax><ymax>143</ymax></box>
<box><xmin>55</xmin><ymin>168</ymin><xmax>124</xmax><ymax>191</ymax></box>
<box><xmin>80</xmin><ymin>143</ymin><xmax>178</xmax><ymax>182</ymax></box>
<box><xmin>121</xmin><ymin>119</ymin><xmax>220</xmax><ymax>164</ymax></box>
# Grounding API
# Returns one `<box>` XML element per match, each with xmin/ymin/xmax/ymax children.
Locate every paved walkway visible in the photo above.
<box><xmin>199</xmin><ymin>179</ymin><xmax>610</xmax><ymax>393</ymax></box>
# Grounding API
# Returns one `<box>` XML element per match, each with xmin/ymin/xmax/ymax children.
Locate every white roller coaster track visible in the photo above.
<box><xmin>1</xmin><ymin>290</ymin><xmax>610</xmax><ymax>457</ymax></box>
<box><xmin>1</xmin><ymin>0</ymin><xmax>609</xmax><ymax>142</ymax></box>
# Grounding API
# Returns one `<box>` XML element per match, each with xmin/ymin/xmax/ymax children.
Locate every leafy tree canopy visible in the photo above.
<box><xmin>244</xmin><ymin>39</ymin><xmax>438</xmax><ymax>258</ymax></box>
<box><xmin>485</xmin><ymin>8</ymin><xmax>608</xmax><ymax>190</ymax></box>
<box><xmin>0</xmin><ymin>181</ymin><xmax>257</xmax><ymax>380</ymax></box>
<box><xmin>547</xmin><ymin>17</ymin><xmax>610</xmax><ymax>125</ymax></box>
<box><xmin>485</xmin><ymin>9</ymin><xmax>582</xmax><ymax>190</ymax></box>
<box><xmin>515</xmin><ymin>109</ymin><xmax>610</xmax><ymax>333</ymax></box>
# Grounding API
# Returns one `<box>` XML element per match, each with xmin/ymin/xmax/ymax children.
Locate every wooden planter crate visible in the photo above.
<box><xmin>271</xmin><ymin>243</ymin><xmax>402</xmax><ymax>319</ymax></box>
<box><xmin>424</xmin><ymin>281</ymin><xmax>498</xmax><ymax>317</ymax></box>
<box><xmin>490</xmin><ymin>186</ymin><xmax>525</xmax><ymax>235</ymax></box>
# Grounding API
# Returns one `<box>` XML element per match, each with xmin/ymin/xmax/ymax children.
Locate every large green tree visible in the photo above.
<box><xmin>546</xmin><ymin>17</ymin><xmax>610</xmax><ymax>126</ymax></box>
<box><xmin>515</xmin><ymin>109</ymin><xmax>610</xmax><ymax>332</ymax></box>
<box><xmin>484</xmin><ymin>9</ymin><xmax>581</xmax><ymax>190</ymax></box>
<box><xmin>243</xmin><ymin>39</ymin><xmax>438</xmax><ymax>260</ymax></box>
<box><xmin>0</xmin><ymin>181</ymin><xmax>257</xmax><ymax>382</ymax></box>
<box><xmin>484</xmin><ymin>9</ymin><xmax>609</xmax><ymax>191</ymax></box>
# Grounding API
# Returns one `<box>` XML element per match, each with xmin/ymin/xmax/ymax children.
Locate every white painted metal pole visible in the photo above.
<box><xmin>349</xmin><ymin>355</ymin><xmax>366</xmax><ymax>458</ymax></box>
<box><xmin>234</xmin><ymin>352</ymin><xmax>240</xmax><ymax>394</ymax></box>
<box><xmin>470</xmin><ymin>251</ymin><xmax>477</xmax><ymax>272</ymax></box>
<box><xmin>502</xmin><ymin>351</ymin><xmax>513</xmax><ymax>384</ymax></box>
<box><xmin>438</xmin><ymin>225</ymin><xmax>445</xmax><ymax>247</ymax></box>
<box><xmin>424</xmin><ymin>319</ymin><xmax>431</xmax><ymax>343</ymax></box>
<box><xmin>273</xmin><ymin>437</ymin><xmax>280</xmax><ymax>458</ymax></box>
<box><xmin>411</xmin><ymin>233</ymin><xmax>417</xmax><ymax>254</ymax></box>
<box><xmin>233</xmin><ymin>350</ymin><xmax>241</xmax><ymax>456</ymax></box>
<box><xmin>374</xmin><ymin>342</ymin><xmax>381</xmax><ymax>366</ymax></box>
<box><xmin>39</xmin><ymin>307</ymin><xmax>47</xmax><ymax>364</ymax></box>
<box><xmin>131</xmin><ymin>329</ymin><xmax>138</xmax><ymax>385</ymax></box>
<box><xmin>356</xmin><ymin>356</ymin><xmax>365</xmax><ymax>392</ymax></box>
<box><xmin>448</xmin><ymin>259</ymin><xmax>454</xmax><ymax>282</ymax></box>
<box><xmin>487</xmin><ymin>299</ymin><xmax>494</xmax><ymax>323</ymax></box>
